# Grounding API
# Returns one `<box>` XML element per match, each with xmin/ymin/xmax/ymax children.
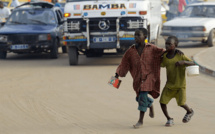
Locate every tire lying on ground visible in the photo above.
<box><xmin>50</xmin><ymin>39</ymin><xmax>58</xmax><ymax>59</ymax></box>
<box><xmin>68</xmin><ymin>46</ymin><xmax>78</xmax><ymax>65</ymax></box>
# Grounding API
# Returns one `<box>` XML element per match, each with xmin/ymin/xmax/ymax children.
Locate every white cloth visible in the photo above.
<box><xmin>0</xmin><ymin>7</ymin><xmax>11</xmax><ymax>22</ymax></box>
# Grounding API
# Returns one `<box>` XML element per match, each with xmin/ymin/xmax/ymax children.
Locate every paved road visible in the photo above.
<box><xmin>0</xmin><ymin>37</ymin><xmax>215</xmax><ymax>134</ymax></box>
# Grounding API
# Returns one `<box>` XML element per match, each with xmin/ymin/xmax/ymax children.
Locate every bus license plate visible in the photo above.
<box><xmin>10</xmin><ymin>44</ymin><xmax>29</xmax><ymax>50</ymax></box>
<box><xmin>93</xmin><ymin>37</ymin><xmax>116</xmax><ymax>43</ymax></box>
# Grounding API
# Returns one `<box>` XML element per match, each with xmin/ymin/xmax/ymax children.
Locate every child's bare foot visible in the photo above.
<box><xmin>149</xmin><ymin>105</ymin><xmax>154</xmax><ymax>118</ymax></box>
<box><xmin>133</xmin><ymin>122</ymin><xmax>143</xmax><ymax>129</ymax></box>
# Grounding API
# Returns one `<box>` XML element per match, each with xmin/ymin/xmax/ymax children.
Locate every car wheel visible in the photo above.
<box><xmin>62</xmin><ymin>46</ymin><xmax>67</xmax><ymax>53</ymax></box>
<box><xmin>50</xmin><ymin>39</ymin><xmax>58</xmax><ymax>59</ymax></box>
<box><xmin>208</xmin><ymin>29</ymin><xmax>215</xmax><ymax>47</ymax></box>
<box><xmin>0</xmin><ymin>51</ymin><xmax>7</xmax><ymax>59</ymax></box>
<box><xmin>68</xmin><ymin>46</ymin><xmax>78</xmax><ymax>65</ymax></box>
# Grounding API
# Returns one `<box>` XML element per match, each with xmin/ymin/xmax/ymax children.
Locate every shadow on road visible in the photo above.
<box><xmin>77</xmin><ymin>54</ymin><xmax>123</xmax><ymax>66</ymax></box>
<box><xmin>5</xmin><ymin>53</ymin><xmax>53</xmax><ymax>60</ymax></box>
<box><xmin>2</xmin><ymin>52</ymin><xmax>123</xmax><ymax>67</ymax></box>
<box><xmin>3</xmin><ymin>38</ymin><xmax>210</xmax><ymax>67</ymax></box>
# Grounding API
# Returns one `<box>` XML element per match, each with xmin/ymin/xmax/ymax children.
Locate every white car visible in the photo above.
<box><xmin>161</xmin><ymin>2</ymin><xmax>215</xmax><ymax>47</ymax></box>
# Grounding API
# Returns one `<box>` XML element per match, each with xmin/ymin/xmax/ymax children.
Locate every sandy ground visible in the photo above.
<box><xmin>0</xmin><ymin>41</ymin><xmax>215</xmax><ymax>134</ymax></box>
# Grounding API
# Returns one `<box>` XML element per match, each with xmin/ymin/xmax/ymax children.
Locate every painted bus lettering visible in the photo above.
<box><xmin>83</xmin><ymin>4</ymin><xmax>126</xmax><ymax>10</ymax></box>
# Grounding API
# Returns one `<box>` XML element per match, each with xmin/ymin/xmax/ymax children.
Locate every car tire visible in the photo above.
<box><xmin>0</xmin><ymin>51</ymin><xmax>7</xmax><ymax>59</ymax></box>
<box><xmin>208</xmin><ymin>29</ymin><xmax>215</xmax><ymax>47</ymax></box>
<box><xmin>62</xmin><ymin>46</ymin><xmax>67</xmax><ymax>53</ymax></box>
<box><xmin>50</xmin><ymin>39</ymin><xmax>58</xmax><ymax>59</ymax></box>
<box><xmin>68</xmin><ymin>46</ymin><xmax>78</xmax><ymax>65</ymax></box>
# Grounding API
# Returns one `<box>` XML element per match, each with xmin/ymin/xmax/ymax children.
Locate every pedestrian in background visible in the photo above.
<box><xmin>115</xmin><ymin>28</ymin><xmax>165</xmax><ymax>129</ymax></box>
<box><xmin>166</xmin><ymin>0</ymin><xmax>179</xmax><ymax>21</ymax></box>
<box><xmin>160</xmin><ymin>36</ymin><xmax>195</xmax><ymax>127</ymax></box>
<box><xmin>52</xmin><ymin>0</ymin><xmax>64</xmax><ymax>13</ymax></box>
<box><xmin>11</xmin><ymin>0</ymin><xmax>20</xmax><ymax>8</ymax></box>
<box><xmin>178</xmin><ymin>0</ymin><xmax>187</xmax><ymax>16</ymax></box>
<box><xmin>52</xmin><ymin>0</ymin><xmax>61</xmax><ymax>7</ymax></box>
<box><xmin>0</xmin><ymin>1</ymin><xmax>11</xmax><ymax>24</ymax></box>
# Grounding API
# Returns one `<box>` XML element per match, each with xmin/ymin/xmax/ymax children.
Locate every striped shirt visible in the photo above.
<box><xmin>116</xmin><ymin>43</ymin><xmax>165</xmax><ymax>98</ymax></box>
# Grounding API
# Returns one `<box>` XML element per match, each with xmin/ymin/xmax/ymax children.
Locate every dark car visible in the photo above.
<box><xmin>0</xmin><ymin>2</ymin><xmax>66</xmax><ymax>59</ymax></box>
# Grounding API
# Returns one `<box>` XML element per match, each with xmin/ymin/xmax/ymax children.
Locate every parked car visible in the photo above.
<box><xmin>161</xmin><ymin>2</ymin><xmax>215</xmax><ymax>47</ymax></box>
<box><xmin>0</xmin><ymin>2</ymin><xmax>66</xmax><ymax>59</ymax></box>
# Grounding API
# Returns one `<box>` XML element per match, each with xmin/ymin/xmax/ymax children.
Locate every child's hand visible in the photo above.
<box><xmin>175</xmin><ymin>61</ymin><xmax>184</xmax><ymax>66</ymax></box>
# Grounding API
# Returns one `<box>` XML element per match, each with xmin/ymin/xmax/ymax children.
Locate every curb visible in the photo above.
<box><xmin>193</xmin><ymin>48</ymin><xmax>215</xmax><ymax>77</ymax></box>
